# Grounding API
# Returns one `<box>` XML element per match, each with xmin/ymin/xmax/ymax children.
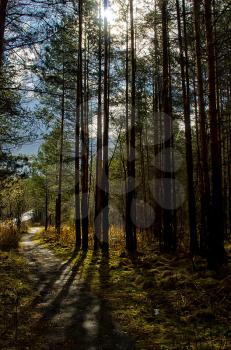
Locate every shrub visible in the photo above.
<box><xmin>0</xmin><ymin>221</ymin><xmax>20</xmax><ymax>250</ymax></box>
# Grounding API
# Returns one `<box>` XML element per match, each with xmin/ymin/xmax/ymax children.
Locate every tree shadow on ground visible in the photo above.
<box><xmin>25</xmin><ymin>249</ymin><xmax>134</xmax><ymax>350</ymax></box>
<box><xmin>21</xmin><ymin>231</ymin><xmax>81</xmax><ymax>306</ymax></box>
<box><xmin>62</xmin><ymin>250</ymin><xmax>135</xmax><ymax>350</ymax></box>
<box><xmin>31</xmin><ymin>248</ymin><xmax>81</xmax><ymax>305</ymax></box>
<box><xmin>96</xmin><ymin>251</ymin><xmax>135</xmax><ymax>349</ymax></box>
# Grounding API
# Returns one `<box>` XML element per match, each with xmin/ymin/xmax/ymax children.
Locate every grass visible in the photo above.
<box><xmin>0</xmin><ymin>249</ymin><xmax>36</xmax><ymax>350</ymax></box>
<box><xmin>32</xmin><ymin>226</ymin><xmax>74</xmax><ymax>260</ymax></box>
<box><xmin>0</xmin><ymin>221</ymin><xmax>20</xmax><ymax>250</ymax></box>
<box><xmin>36</xmin><ymin>226</ymin><xmax>231</xmax><ymax>349</ymax></box>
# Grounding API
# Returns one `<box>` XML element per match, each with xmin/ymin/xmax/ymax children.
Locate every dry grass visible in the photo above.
<box><xmin>39</xmin><ymin>224</ymin><xmax>157</xmax><ymax>253</ymax></box>
<box><xmin>40</xmin><ymin>224</ymin><xmax>126</xmax><ymax>251</ymax></box>
<box><xmin>40</xmin><ymin>225</ymin><xmax>75</xmax><ymax>245</ymax></box>
<box><xmin>35</xmin><ymin>225</ymin><xmax>231</xmax><ymax>349</ymax></box>
<box><xmin>0</xmin><ymin>250</ymin><xmax>36</xmax><ymax>349</ymax></box>
<box><xmin>0</xmin><ymin>221</ymin><xmax>20</xmax><ymax>250</ymax></box>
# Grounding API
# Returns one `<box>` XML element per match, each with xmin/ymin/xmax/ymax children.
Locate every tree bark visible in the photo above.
<box><xmin>81</xmin><ymin>8</ymin><xmax>89</xmax><ymax>251</ymax></box>
<box><xmin>56</xmin><ymin>59</ymin><xmax>65</xmax><ymax>235</ymax></box>
<box><xmin>45</xmin><ymin>174</ymin><xmax>48</xmax><ymax>232</ymax></box>
<box><xmin>204</xmin><ymin>0</ymin><xmax>226</xmax><ymax>267</ymax></box>
<box><xmin>126</xmin><ymin>0</ymin><xmax>137</xmax><ymax>253</ymax></box>
<box><xmin>125</xmin><ymin>13</ymin><xmax>130</xmax><ymax>250</ymax></box>
<box><xmin>193</xmin><ymin>0</ymin><xmax>211</xmax><ymax>255</ymax></box>
<box><xmin>102</xmin><ymin>0</ymin><xmax>109</xmax><ymax>252</ymax></box>
<box><xmin>152</xmin><ymin>5</ymin><xmax>162</xmax><ymax>245</ymax></box>
<box><xmin>176</xmin><ymin>0</ymin><xmax>198</xmax><ymax>254</ymax></box>
<box><xmin>0</xmin><ymin>0</ymin><xmax>8</xmax><ymax>66</ymax></box>
<box><xmin>161</xmin><ymin>0</ymin><xmax>175</xmax><ymax>252</ymax></box>
<box><xmin>94</xmin><ymin>1</ymin><xmax>103</xmax><ymax>250</ymax></box>
<box><xmin>75</xmin><ymin>69</ymin><xmax>81</xmax><ymax>248</ymax></box>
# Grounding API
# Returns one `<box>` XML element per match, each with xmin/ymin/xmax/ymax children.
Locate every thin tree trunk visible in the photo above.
<box><xmin>204</xmin><ymin>0</ymin><xmax>226</xmax><ymax>267</ymax></box>
<box><xmin>45</xmin><ymin>174</ymin><xmax>48</xmax><ymax>232</ymax></box>
<box><xmin>168</xmin><ymin>35</ymin><xmax>177</xmax><ymax>249</ymax></box>
<box><xmin>56</xmin><ymin>60</ymin><xmax>65</xmax><ymax>235</ymax></box>
<box><xmin>0</xmin><ymin>0</ymin><xmax>8</xmax><ymax>66</ymax></box>
<box><xmin>81</xmin><ymin>14</ymin><xmax>89</xmax><ymax>251</ymax></box>
<box><xmin>102</xmin><ymin>0</ymin><xmax>109</xmax><ymax>251</ymax></box>
<box><xmin>193</xmin><ymin>0</ymin><xmax>211</xmax><ymax>255</ymax></box>
<box><xmin>161</xmin><ymin>0</ymin><xmax>174</xmax><ymax>252</ymax></box>
<box><xmin>152</xmin><ymin>6</ymin><xmax>162</xmax><ymax>245</ymax></box>
<box><xmin>176</xmin><ymin>0</ymin><xmax>198</xmax><ymax>254</ymax></box>
<box><xmin>94</xmin><ymin>0</ymin><xmax>103</xmax><ymax>250</ymax></box>
<box><xmin>126</xmin><ymin>0</ymin><xmax>137</xmax><ymax>253</ymax></box>
<box><xmin>125</xmin><ymin>15</ymin><xmax>130</xmax><ymax>249</ymax></box>
<box><xmin>76</xmin><ymin>0</ymin><xmax>84</xmax><ymax>249</ymax></box>
<box><xmin>75</xmin><ymin>70</ymin><xmax>81</xmax><ymax>248</ymax></box>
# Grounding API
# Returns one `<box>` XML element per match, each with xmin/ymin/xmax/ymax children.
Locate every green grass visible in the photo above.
<box><xmin>37</xmin><ymin>228</ymin><xmax>231</xmax><ymax>349</ymax></box>
<box><xmin>32</xmin><ymin>227</ymin><xmax>74</xmax><ymax>260</ymax></box>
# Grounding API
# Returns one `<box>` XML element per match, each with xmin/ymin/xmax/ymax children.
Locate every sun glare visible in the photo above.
<box><xmin>101</xmin><ymin>7</ymin><xmax>116</xmax><ymax>24</ymax></box>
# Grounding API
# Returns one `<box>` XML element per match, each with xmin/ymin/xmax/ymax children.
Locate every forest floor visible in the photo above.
<box><xmin>17</xmin><ymin>227</ymin><xmax>134</xmax><ymax>349</ymax></box>
<box><xmin>1</xmin><ymin>227</ymin><xmax>231</xmax><ymax>350</ymax></box>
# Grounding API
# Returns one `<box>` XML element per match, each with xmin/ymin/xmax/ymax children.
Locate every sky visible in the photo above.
<box><xmin>8</xmin><ymin>0</ymin><xmax>153</xmax><ymax>157</ymax></box>
<box><xmin>15</xmin><ymin>141</ymin><xmax>41</xmax><ymax>156</ymax></box>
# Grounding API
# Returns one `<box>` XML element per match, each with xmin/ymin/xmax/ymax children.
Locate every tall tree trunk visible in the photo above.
<box><xmin>193</xmin><ymin>0</ymin><xmax>210</xmax><ymax>255</ymax></box>
<box><xmin>125</xmin><ymin>14</ymin><xmax>130</xmax><ymax>250</ymax></box>
<box><xmin>102</xmin><ymin>0</ymin><xmax>109</xmax><ymax>251</ymax></box>
<box><xmin>76</xmin><ymin>0</ymin><xmax>84</xmax><ymax>248</ymax></box>
<box><xmin>228</xmin><ymin>113</ymin><xmax>231</xmax><ymax>236</ymax></box>
<box><xmin>0</xmin><ymin>0</ymin><xmax>7</xmax><ymax>66</ymax></box>
<box><xmin>126</xmin><ymin>0</ymin><xmax>137</xmax><ymax>253</ymax></box>
<box><xmin>168</xmin><ymin>38</ymin><xmax>177</xmax><ymax>249</ymax></box>
<box><xmin>161</xmin><ymin>0</ymin><xmax>174</xmax><ymax>252</ymax></box>
<box><xmin>45</xmin><ymin>174</ymin><xmax>48</xmax><ymax>232</ymax></box>
<box><xmin>204</xmin><ymin>0</ymin><xmax>226</xmax><ymax>267</ymax></box>
<box><xmin>152</xmin><ymin>5</ymin><xmax>162</xmax><ymax>245</ymax></box>
<box><xmin>75</xmin><ymin>68</ymin><xmax>81</xmax><ymax>248</ymax></box>
<box><xmin>56</xmin><ymin>59</ymin><xmax>65</xmax><ymax>235</ymax></box>
<box><xmin>94</xmin><ymin>0</ymin><xmax>103</xmax><ymax>250</ymax></box>
<box><xmin>176</xmin><ymin>0</ymin><xmax>198</xmax><ymax>254</ymax></box>
<box><xmin>81</xmin><ymin>12</ymin><xmax>89</xmax><ymax>251</ymax></box>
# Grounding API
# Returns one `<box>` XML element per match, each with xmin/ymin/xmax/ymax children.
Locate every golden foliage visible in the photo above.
<box><xmin>0</xmin><ymin>221</ymin><xmax>20</xmax><ymax>249</ymax></box>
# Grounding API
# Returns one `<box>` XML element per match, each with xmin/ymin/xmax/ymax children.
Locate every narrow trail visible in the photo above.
<box><xmin>20</xmin><ymin>228</ymin><xmax>134</xmax><ymax>350</ymax></box>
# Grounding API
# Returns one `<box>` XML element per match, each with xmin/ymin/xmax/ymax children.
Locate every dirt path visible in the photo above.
<box><xmin>20</xmin><ymin>228</ymin><xmax>134</xmax><ymax>350</ymax></box>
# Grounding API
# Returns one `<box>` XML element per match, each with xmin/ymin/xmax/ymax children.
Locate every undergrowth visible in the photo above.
<box><xmin>0</xmin><ymin>249</ymin><xmax>36</xmax><ymax>350</ymax></box>
<box><xmin>0</xmin><ymin>221</ymin><xmax>20</xmax><ymax>250</ymax></box>
<box><xmin>36</xmin><ymin>225</ymin><xmax>157</xmax><ymax>259</ymax></box>
<box><xmin>37</xmin><ymin>226</ymin><xmax>231</xmax><ymax>349</ymax></box>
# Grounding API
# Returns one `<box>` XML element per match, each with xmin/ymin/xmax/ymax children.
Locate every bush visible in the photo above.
<box><xmin>40</xmin><ymin>225</ymin><xmax>125</xmax><ymax>250</ymax></box>
<box><xmin>0</xmin><ymin>221</ymin><xmax>20</xmax><ymax>250</ymax></box>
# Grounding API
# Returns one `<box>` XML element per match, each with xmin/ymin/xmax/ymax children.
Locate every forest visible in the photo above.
<box><xmin>0</xmin><ymin>0</ymin><xmax>231</xmax><ymax>349</ymax></box>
